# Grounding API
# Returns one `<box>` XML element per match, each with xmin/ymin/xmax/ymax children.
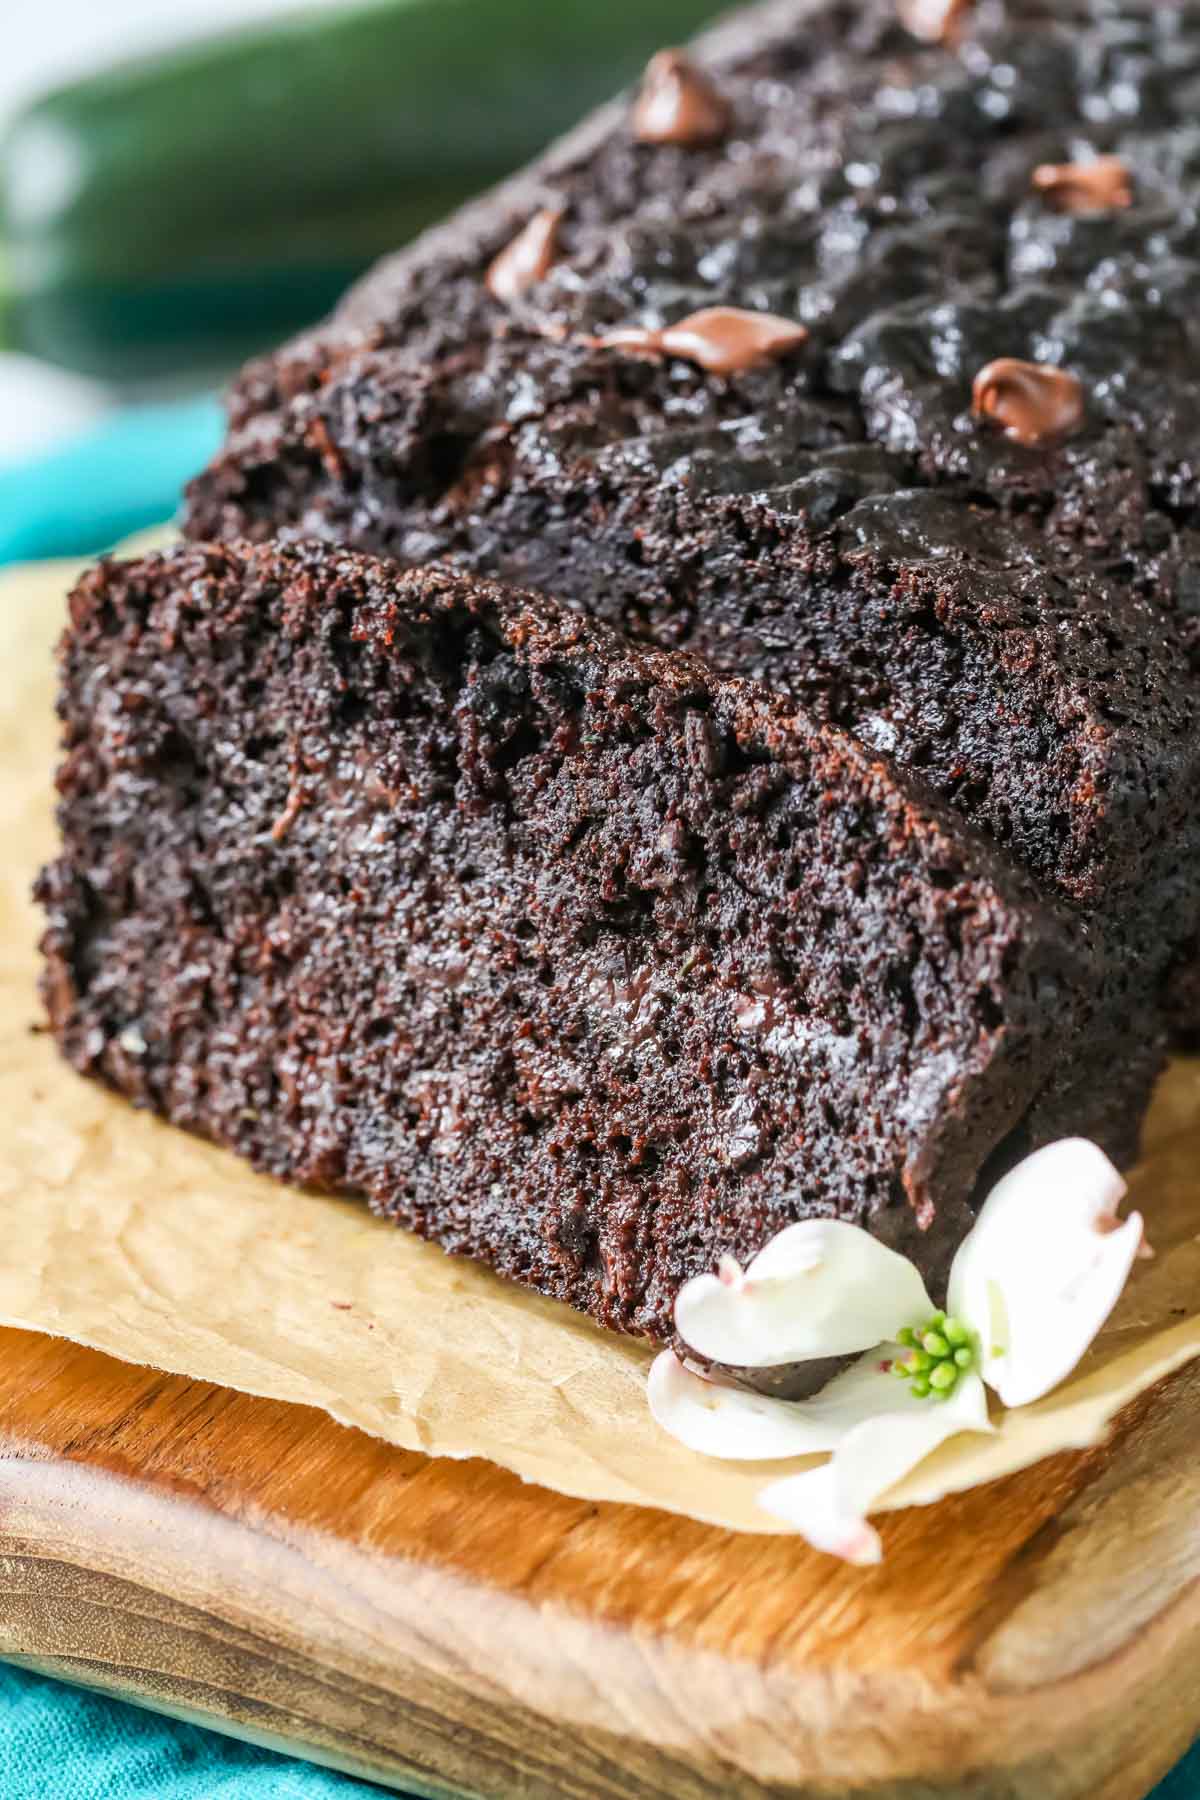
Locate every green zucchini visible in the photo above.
<box><xmin>0</xmin><ymin>0</ymin><xmax>723</xmax><ymax>379</ymax></box>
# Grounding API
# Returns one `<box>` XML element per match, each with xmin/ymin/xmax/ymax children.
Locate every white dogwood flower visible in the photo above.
<box><xmin>649</xmin><ymin>1139</ymin><xmax>1144</xmax><ymax>1564</ymax></box>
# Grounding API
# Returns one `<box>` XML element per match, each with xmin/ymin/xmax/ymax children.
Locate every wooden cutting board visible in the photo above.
<box><xmin>1</xmin><ymin>1326</ymin><xmax>1199</xmax><ymax>1798</ymax></box>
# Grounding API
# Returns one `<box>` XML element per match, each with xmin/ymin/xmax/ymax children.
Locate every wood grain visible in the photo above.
<box><xmin>1</xmin><ymin>1328</ymin><xmax>1198</xmax><ymax>1797</ymax></box>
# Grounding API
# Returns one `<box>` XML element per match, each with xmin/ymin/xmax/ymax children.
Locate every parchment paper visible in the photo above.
<box><xmin>3</xmin><ymin>547</ymin><xmax>1199</xmax><ymax>1534</ymax></box>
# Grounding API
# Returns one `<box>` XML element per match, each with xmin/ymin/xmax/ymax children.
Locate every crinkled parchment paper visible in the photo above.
<box><xmin>3</xmin><ymin>547</ymin><xmax>1200</xmax><ymax>1535</ymax></box>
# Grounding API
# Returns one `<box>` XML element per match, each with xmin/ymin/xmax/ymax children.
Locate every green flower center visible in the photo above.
<box><xmin>892</xmin><ymin>1312</ymin><xmax>979</xmax><ymax>1401</ymax></box>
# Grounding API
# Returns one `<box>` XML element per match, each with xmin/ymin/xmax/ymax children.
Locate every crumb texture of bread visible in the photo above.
<box><xmin>47</xmin><ymin>0</ymin><xmax>1200</xmax><ymax>1341</ymax></box>
<box><xmin>35</xmin><ymin>545</ymin><xmax>1157</xmax><ymax>1337</ymax></box>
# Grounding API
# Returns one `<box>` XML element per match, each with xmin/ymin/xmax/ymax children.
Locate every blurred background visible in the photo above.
<box><xmin>2</xmin><ymin>0</ymin><xmax>329</xmax><ymax>462</ymax></box>
<box><xmin>0</xmin><ymin>0</ymin><xmax>723</xmax><ymax>559</ymax></box>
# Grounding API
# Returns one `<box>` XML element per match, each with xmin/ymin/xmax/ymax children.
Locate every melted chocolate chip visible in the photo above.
<box><xmin>678</xmin><ymin>1346</ymin><xmax>857</xmax><ymax>1401</ymax></box>
<box><xmin>485</xmin><ymin>208</ymin><xmax>564</xmax><ymax>304</ymax></box>
<box><xmin>596</xmin><ymin>306</ymin><xmax>808</xmax><ymax>375</ymax></box>
<box><xmin>1031</xmin><ymin>155</ymin><xmax>1134</xmax><ymax>214</ymax></box>
<box><xmin>897</xmin><ymin>0</ymin><xmax>971</xmax><ymax>44</ymax></box>
<box><xmin>631</xmin><ymin>49</ymin><xmax>731</xmax><ymax>147</ymax></box>
<box><xmin>972</xmin><ymin>358</ymin><xmax>1085</xmax><ymax>446</ymax></box>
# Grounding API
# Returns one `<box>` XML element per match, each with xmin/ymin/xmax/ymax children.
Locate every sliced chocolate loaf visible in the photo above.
<box><xmin>184</xmin><ymin>0</ymin><xmax>1200</xmax><ymax>1033</ymax></box>
<box><xmin>36</xmin><ymin>543</ymin><xmax>1151</xmax><ymax>1338</ymax></box>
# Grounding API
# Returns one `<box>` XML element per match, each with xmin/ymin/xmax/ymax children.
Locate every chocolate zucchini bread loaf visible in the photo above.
<box><xmin>185</xmin><ymin>0</ymin><xmax>1200</xmax><ymax>1026</ymax></box>
<box><xmin>40</xmin><ymin>0</ymin><xmax>1200</xmax><ymax>1348</ymax></box>
<box><xmin>37</xmin><ymin>544</ymin><xmax>1154</xmax><ymax>1338</ymax></box>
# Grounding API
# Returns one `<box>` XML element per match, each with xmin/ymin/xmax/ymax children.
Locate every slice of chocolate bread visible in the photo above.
<box><xmin>184</xmin><ymin>0</ymin><xmax>1200</xmax><ymax>1037</ymax></box>
<box><xmin>36</xmin><ymin>543</ymin><xmax>1153</xmax><ymax>1341</ymax></box>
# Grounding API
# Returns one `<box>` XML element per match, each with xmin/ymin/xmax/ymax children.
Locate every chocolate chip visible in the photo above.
<box><xmin>595</xmin><ymin>306</ymin><xmax>808</xmax><ymax>376</ymax></box>
<box><xmin>897</xmin><ymin>0</ymin><xmax>971</xmax><ymax>44</ymax></box>
<box><xmin>1031</xmin><ymin>156</ymin><xmax>1133</xmax><ymax>214</ymax></box>
<box><xmin>485</xmin><ymin>208</ymin><xmax>564</xmax><ymax>304</ymax></box>
<box><xmin>972</xmin><ymin>358</ymin><xmax>1085</xmax><ymax>446</ymax></box>
<box><xmin>631</xmin><ymin>49</ymin><xmax>731</xmax><ymax>148</ymax></box>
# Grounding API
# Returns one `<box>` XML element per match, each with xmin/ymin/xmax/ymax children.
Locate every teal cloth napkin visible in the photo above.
<box><xmin>0</xmin><ymin>396</ymin><xmax>224</xmax><ymax>566</ymax></box>
<box><xmin>0</xmin><ymin>408</ymin><xmax>1197</xmax><ymax>1800</ymax></box>
<box><xmin>0</xmin><ymin>1666</ymin><xmax>384</xmax><ymax>1796</ymax></box>
<box><xmin>0</xmin><ymin>1660</ymin><xmax>1197</xmax><ymax>1799</ymax></box>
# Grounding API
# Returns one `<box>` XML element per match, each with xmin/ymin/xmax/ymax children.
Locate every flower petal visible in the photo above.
<box><xmin>758</xmin><ymin>1461</ymin><xmax>885</xmax><ymax>1566</ymax></box>
<box><xmin>650</xmin><ymin>1343</ymin><xmax>987</xmax><ymax>1462</ymax></box>
<box><xmin>647</xmin><ymin>1350</ymin><xmax>847</xmax><ymax>1460</ymax></box>
<box><xmin>758</xmin><ymin>1369</ymin><xmax>991</xmax><ymax>1559</ymax></box>
<box><xmin>948</xmin><ymin>1138</ymin><xmax>1144</xmax><ymax>1409</ymax></box>
<box><xmin>675</xmin><ymin>1219</ymin><xmax>934</xmax><ymax>1368</ymax></box>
